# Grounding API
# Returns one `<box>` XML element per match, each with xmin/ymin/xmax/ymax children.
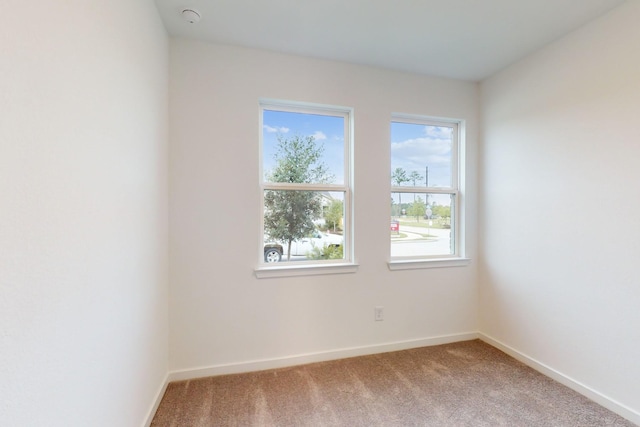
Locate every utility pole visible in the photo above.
<box><xmin>425</xmin><ymin>166</ymin><xmax>429</xmax><ymax>207</ymax></box>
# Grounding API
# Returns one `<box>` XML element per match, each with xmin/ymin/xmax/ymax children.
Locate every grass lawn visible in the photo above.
<box><xmin>398</xmin><ymin>219</ymin><xmax>449</xmax><ymax>229</ymax></box>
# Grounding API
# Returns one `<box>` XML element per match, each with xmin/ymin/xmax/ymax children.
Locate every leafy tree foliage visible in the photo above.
<box><xmin>392</xmin><ymin>167</ymin><xmax>409</xmax><ymax>187</ymax></box>
<box><xmin>324</xmin><ymin>199</ymin><xmax>343</xmax><ymax>233</ymax></box>
<box><xmin>408</xmin><ymin>170</ymin><xmax>423</xmax><ymax>186</ymax></box>
<box><xmin>407</xmin><ymin>195</ymin><xmax>426</xmax><ymax>221</ymax></box>
<box><xmin>392</xmin><ymin>167</ymin><xmax>410</xmax><ymax>217</ymax></box>
<box><xmin>308</xmin><ymin>243</ymin><xmax>343</xmax><ymax>260</ymax></box>
<box><xmin>264</xmin><ymin>135</ymin><xmax>332</xmax><ymax>260</ymax></box>
<box><xmin>431</xmin><ymin>204</ymin><xmax>451</xmax><ymax>219</ymax></box>
<box><xmin>407</xmin><ymin>171</ymin><xmax>425</xmax><ymax>220</ymax></box>
<box><xmin>431</xmin><ymin>204</ymin><xmax>451</xmax><ymax>228</ymax></box>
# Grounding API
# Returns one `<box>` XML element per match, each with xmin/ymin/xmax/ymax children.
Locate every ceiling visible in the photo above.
<box><xmin>154</xmin><ymin>0</ymin><xmax>625</xmax><ymax>81</ymax></box>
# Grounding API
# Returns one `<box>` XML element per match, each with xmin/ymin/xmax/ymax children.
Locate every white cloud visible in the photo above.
<box><xmin>391</xmin><ymin>137</ymin><xmax>453</xmax><ymax>186</ymax></box>
<box><xmin>424</xmin><ymin>126</ymin><xmax>453</xmax><ymax>139</ymax></box>
<box><xmin>391</xmin><ymin>137</ymin><xmax>451</xmax><ymax>160</ymax></box>
<box><xmin>312</xmin><ymin>131</ymin><xmax>327</xmax><ymax>141</ymax></box>
<box><xmin>263</xmin><ymin>125</ymin><xmax>290</xmax><ymax>133</ymax></box>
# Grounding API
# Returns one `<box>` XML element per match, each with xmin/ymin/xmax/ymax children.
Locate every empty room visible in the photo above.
<box><xmin>2</xmin><ymin>0</ymin><xmax>639</xmax><ymax>426</ymax></box>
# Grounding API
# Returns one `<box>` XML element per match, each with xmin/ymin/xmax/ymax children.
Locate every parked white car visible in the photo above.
<box><xmin>264</xmin><ymin>231</ymin><xmax>343</xmax><ymax>262</ymax></box>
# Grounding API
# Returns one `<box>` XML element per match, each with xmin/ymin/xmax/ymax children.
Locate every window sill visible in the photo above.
<box><xmin>387</xmin><ymin>257</ymin><xmax>471</xmax><ymax>271</ymax></box>
<box><xmin>255</xmin><ymin>262</ymin><xmax>359</xmax><ymax>279</ymax></box>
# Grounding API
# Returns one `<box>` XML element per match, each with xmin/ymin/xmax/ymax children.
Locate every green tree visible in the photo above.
<box><xmin>308</xmin><ymin>244</ymin><xmax>343</xmax><ymax>260</ymax></box>
<box><xmin>431</xmin><ymin>204</ymin><xmax>451</xmax><ymax>227</ymax></box>
<box><xmin>391</xmin><ymin>167</ymin><xmax>410</xmax><ymax>217</ymax></box>
<box><xmin>324</xmin><ymin>199</ymin><xmax>343</xmax><ymax>233</ymax></box>
<box><xmin>408</xmin><ymin>170</ymin><xmax>424</xmax><ymax>218</ymax></box>
<box><xmin>408</xmin><ymin>171</ymin><xmax>423</xmax><ymax>187</ymax></box>
<box><xmin>264</xmin><ymin>135</ymin><xmax>332</xmax><ymax>260</ymax></box>
<box><xmin>407</xmin><ymin>195</ymin><xmax>426</xmax><ymax>221</ymax></box>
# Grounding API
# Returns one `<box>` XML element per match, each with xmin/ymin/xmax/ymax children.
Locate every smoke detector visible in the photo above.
<box><xmin>181</xmin><ymin>8</ymin><xmax>201</xmax><ymax>24</ymax></box>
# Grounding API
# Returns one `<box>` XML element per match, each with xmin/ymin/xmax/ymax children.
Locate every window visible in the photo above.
<box><xmin>258</xmin><ymin>100</ymin><xmax>354</xmax><ymax>276</ymax></box>
<box><xmin>390</xmin><ymin>114</ymin><xmax>467</xmax><ymax>268</ymax></box>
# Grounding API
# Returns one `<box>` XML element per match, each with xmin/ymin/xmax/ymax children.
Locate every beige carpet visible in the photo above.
<box><xmin>152</xmin><ymin>340</ymin><xmax>635</xmax><ymax>426</ymax></box>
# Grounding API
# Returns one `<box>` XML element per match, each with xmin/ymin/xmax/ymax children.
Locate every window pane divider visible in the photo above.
<box><xmin>390</xmin><ymin>115</ymin><xmax>463</xmax><ymax>262</ymax></box>
<box><xmin>263</xmin><ymin>182</ymin><xmax>346</xmax><ymax>191</ymax></box>
<box><xmin>391</xmin><ymin>187</ymin><xmax>457</xmax><ymax>195</ymax></box>
<box><xmin>259</xmin><ymin>100</ymin><xmax>352</xmax><ymax>272</ymax></box>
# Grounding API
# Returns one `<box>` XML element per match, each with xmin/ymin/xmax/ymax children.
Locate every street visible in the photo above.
<box><xmin>275</xmin><ymin>224</ymin><xmax>452</xmax><ymax>262</ymax></box>
<box><xmin>391</xmin><ymin>224</ymin><xmax>452</xmax><ymax>257</ymax></box>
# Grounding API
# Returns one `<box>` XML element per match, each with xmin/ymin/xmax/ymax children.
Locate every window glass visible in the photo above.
<box><xmin>391</xmin><ymin>122</ymin><xmax>454</xmax><ymax>188</ymax></box>
<box><xmin>390</xmin><ymin>192</ymin><xmax>454</xmax><ymax>257</ymax></box>
<box><xmin>260</xmin><ymin>102</ymin><xmax>351</xmax><ymax>266</ymax></box>
<box><xmin>264</xmin><ymin>190</ymin><xmax>345</xmax><ymax>263</ymax></box>
<box><xmin>263</xmin><ymin>110</ymin><xmax>345</xmax><ymax>186</ymax></box>
<box><xmin>391</xmin><ymin>117</ymin><xmax>459</xmax><ymax>259</ymax></box>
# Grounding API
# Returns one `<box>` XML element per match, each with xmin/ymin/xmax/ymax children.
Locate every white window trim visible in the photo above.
<box><xmin>256</xmin><ymin>99</ymin><xmax>355</xmax><ymax>277</ymax></box>
<box><xmin>389</xmin><ymin>114</ymin><xmax>468</xmax><ymax>270</ymax></box>
<box><xmin>387</xmin><ymin>257</ymin><xmax>471</xmax><ymax>271</ymax></box>
<box><xmin>255</xmin><ymin>262</ymin><xmax>359</xmax><ymax>279</ymax></box>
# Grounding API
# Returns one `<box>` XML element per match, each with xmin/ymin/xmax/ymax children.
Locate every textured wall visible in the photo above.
<box><xmin>0</xmin><ymin>1</ymin><xmax>169</xmax><ymax>426</ymax></box>
<box><xmin>480</xmin><ymin>1</ymin><xmax>640</xmax><ymax>421</ymax></box>
<box><xmin>168</xmin><ymin>40</ymin><xmax>479</xmax><ymax>372</ymax></box>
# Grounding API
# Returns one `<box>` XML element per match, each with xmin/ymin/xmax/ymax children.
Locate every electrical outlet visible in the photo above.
<box><xmin>374</xmin><ymin>306</ymin><xmax>384</xmax><ymax>321</ymax></box>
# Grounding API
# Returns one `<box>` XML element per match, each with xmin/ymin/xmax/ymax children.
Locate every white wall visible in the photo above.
<box><xmin>169</xmin><ymin>40</ymin><xmax>478</xmax><ymax>372</ymax></box>
<box><xmin>0</xmin><ymin>1</ymin><xmax>169</xmax><ymax>426</ymax></box>
<box><xmin>480</xmin><ymin>1</ymin><xmax>640</xmax><ymax>421</ymax></box>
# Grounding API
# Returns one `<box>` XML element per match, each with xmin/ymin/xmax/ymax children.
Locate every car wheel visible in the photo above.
<box><xmin>264</xmin><ymin>248</ymin><xmax>282</xmax><ymax>263</ymax></box>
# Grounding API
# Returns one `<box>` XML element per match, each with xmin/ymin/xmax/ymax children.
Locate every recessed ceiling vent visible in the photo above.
<box><xmin>181</xmin><ymin>8</ymin><xmax>201</xmax><ymax>24</ymax></box>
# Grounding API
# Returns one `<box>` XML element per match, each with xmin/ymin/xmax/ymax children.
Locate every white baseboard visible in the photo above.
<box><xmin>142</xmin><ymin>332</ymin><xmax>477</xmax><ymax>425</ymax></box>
<box><xmin>144</xmin><ymin>333</ymin><xmax>639</xmax><ymax>426</ymax></box>
<box><xmin>142</xmin><ymin>372</ymin><xmax>169</xmax><ymax>427</ymax></box>
<box><xmin>479</xmin><ymin>333</ymin><xmax>640</xmax><ymax>426</ymax></box>
<box><xmin>167</xmin><ymin>332</ymin><xmax>478</xmax><ymax>382</ymax></box>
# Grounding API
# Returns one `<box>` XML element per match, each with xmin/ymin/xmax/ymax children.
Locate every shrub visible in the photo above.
<box><xmin>307</xmin><ymin>244</ymin><xmax>343</xmax><ymax>260</ymax></box>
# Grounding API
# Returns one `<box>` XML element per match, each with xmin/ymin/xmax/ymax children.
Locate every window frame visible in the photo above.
<box><xmin>256</xmin><ymin>99</ymin><xmax>357</xmax><ymax>278</ymax></box>
<box><xmin>388</xmin><ymin>113</ymin><xmax>470</xmax><ymax>270</ymax></box>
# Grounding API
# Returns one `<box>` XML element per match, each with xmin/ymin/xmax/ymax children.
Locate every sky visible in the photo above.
<box><xmin>390</xmin><ymin>122</ymin><xmax>453</xmax><ymax>188</ymax></box>
<box><xmin>262</xmin><ymin>109</ymin><xmax>345</xmax><ymax>185</ymax></box>
<box><xmin>262</xmin><ymin>110</ymin><xmax>454</xmax><ymax>208</ymax></box>
<box><xmin>391</xmin><ymin>121</ymin><xmax>454</xmax><ymax>209</ymax></box>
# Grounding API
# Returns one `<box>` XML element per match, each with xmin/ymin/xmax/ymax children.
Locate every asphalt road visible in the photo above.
<box><xmin>276</xmin><ymin>225</ymin><xmax>453</xmax><ymax>262</ymax></box>
<box><xmin>391</xmin><ymin>225</ymin><xmax>452</xmax><ymax>257</ymax></box>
